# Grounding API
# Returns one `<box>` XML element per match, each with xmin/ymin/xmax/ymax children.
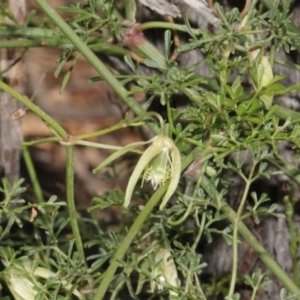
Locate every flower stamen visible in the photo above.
<box><xmin>142</xmin><ymin>146</ymin><xmax>172</xmax><ymax>190</ymax></box>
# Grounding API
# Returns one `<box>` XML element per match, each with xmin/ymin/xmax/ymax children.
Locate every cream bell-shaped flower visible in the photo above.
<box><xmin>124</xmin><ymin>134</ymin><xmax>181</xmax><ymax>210</ymax></box>
<box><xmin>152</xmin><ymin>246</ymin><xmax>178</xmax><ymax>297</ymax></box>
<box><xmin>2</xmin><ymin>259</ymin><xmax>83</xmax><ymax>300</ymax></box>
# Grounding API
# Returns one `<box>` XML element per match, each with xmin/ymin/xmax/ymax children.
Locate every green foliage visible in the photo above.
<box><xmin>1</xmin><ymin>0</ymin><xmax>300</xmax><ymax>299</ymax></box>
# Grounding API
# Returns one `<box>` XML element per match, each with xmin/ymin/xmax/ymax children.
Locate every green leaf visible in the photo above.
<box><xmin>259</xmin><ymin>90</ymin><xmax>274</xmax><ymax>109</ymax></box>
<box><xmin>144</xmin><ymin>59</ymin><xmax>164</xmax><ymax>70</ymax></box>
<box><xmin>164</xmin><ymin>30</ymin><xmax>172</xmax><ymax>59</ymax></box>
<box><xmin>124</xmin><ymin>55</ymin><xmax>136</xmax><ymax>73</ymax></box>
<box><xmin>60</xmin><ymin>69</ymin><xmax>71</xmax><ymax>93</ymax></box>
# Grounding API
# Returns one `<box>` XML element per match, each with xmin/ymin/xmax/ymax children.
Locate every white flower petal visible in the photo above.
<box><xmin>93</xmin><ymin>140</ymin><xmax>151</xmax><ymax>173</ymax></box>
<box><xmin>123</xmin><ymin>134</ymin><xmax>181</xmax><ymax>209</ymax></box>
<box><xmin>124</xmin><ymin>135</ymin><xmax>165</xmax><ymax>207</ymax></box>
<box><xmin>153</xmin><ymin>247</ymin><xmax>178</xmax><ymax>296</ymax></box>
<box><xmin>159</xmin><ymin>141</ymin><xmax>181</xmax><ymax>210</ymax></box>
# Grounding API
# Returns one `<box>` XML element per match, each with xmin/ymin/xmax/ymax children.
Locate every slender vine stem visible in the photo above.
<box><xmin>191</xmin><ymin>212</ymin><xmax>206</xmax><ymax>253</ymax></box>
<box><xmin>0</xmin><ymin>81</ymin><xmax>67</xmax><ymax>140</ymax></box>
<box><xmin>190</xmin><ymin>159</ymin><xmax>210</xmax><ymax>253</ymax></box>
<box><xmin>138</xmin><ymin>21</ymin><xmax>202</xmax><ymax>35</ymax></box>
<box><xmin>73</xmin><ymin>140</ymin><xmax>141</xmax><ymax>153</ymax></box>
<box><xmin>166</xmin><ymin>99</ymin><xmax>176</xmax><ymax>134</ymax></box>
<box><xmin>22</xmin><ymin>137</ymin><xmax>61</xmax><ymax>147</ymax></box>
<box><xmin>228</xmin><ymin>162</ymin><xmax>256</xmax><ymax>297</ymax></box>
<box><xmin>34</xmin><ymin>0</ymin><xmax>160</xmax><ymax>135</ymax></box>
<box><xmin>74</xmin><ymin>113</ymin><xmax>160</xmax><ymax>141</ymax></box>
<box><xmin>274</xmin><ymin>81</ymin><xmax>300</xmax><ymax>96</ymax></box>
<box><xmin>284</xmin><ymin>195</ymin><xmax>299</xmax><ymax>285</ymax></box>
<box><xmin>0</xmin><ymin>27</ymin><xmax>56</xmax><ymax>38</ymax></box>
<box><xmin>22</xmin><ymin>146</ymin><xmax>45</xmax><ymax>205</ymax></box>
<box><xmin>93</xmin><ymin>146</ymin><xmax>201</xmax><ymax>299</ymax></box>
<box><xmin>251</xmin><ymin>283</ymin><xmax>259</xmax><ymax>300</ymax></box>
<box><xmin>124</xmin><ymin>0</ymin><xmax>136</xmax><ymax>22</ymax></box>
<box><xmin>268</xmin><ymin>154</ymin><xmax>300</xmax><ymax>185</ymax></box>
<box><xmin>0</xmin><ymin>39</ymin><xmax>58</xmax><ymax>48</ymax></box>
<box><xmin>93</xmin><ymin>183</ymin><xmax>168</xmax><ymax>299</ymax></box>
<box><xmin>65</xmin><ymin>146</ymin><xmax>85</xmax><ymax>264</ymax></box>
<box><xmin>202</xmin><ymin>176</ymin><xmax>300</xmax><ymax>297</ymax></box>
<box><xmin>167</xmin><ymin>201</ymin><xmax>193</xmax><ymax>226</ymax></box>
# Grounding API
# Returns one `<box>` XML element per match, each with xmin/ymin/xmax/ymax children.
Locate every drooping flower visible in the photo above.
<box><xmin>248</xmin><ymin>45</ymin><xmax>274</xmax><ymax>108</ymax></box>
<box><xmin>136</xmin><ymin>243</ymin><xmax>179</xmax><ymax>296</ymax></box>
<box><xmin>93</xmin><ymin>133</ymin><xmax>181</xmax><ymax>210</ymax></box>
<box><xmin>151</xmin><ymin>246</ymin><xmax>178</xmax><ymax>297</ymax></box>
<box><xmin>2</xmin><ymin>259</ymin><xmax>83</xmax><ymax>300</ymax></box>
<box><xmin>124</xmin><ymin>134</ymin><xmax>181</xmax><ymax>210</ymax></box>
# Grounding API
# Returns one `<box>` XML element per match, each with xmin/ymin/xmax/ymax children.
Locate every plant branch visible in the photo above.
<box><xmin>65</xmin><ymin>146</ymin><xmax>85</xmax><ymax>264</ymax></box>
<box><xmin>229</xmin><ymin>163</ymin><xmax>256</xmax><ymax>297</ymax></box>
<box><xmin>0</xmin><ymin>81</ymin><xmax>67</xmax><ymax>139</ymax></box>
<box><xmin>22</xmin><ymin>146</ymin><xmax>45</xmax><ymax>205</ymax></box>
<box><xmin>93</xmin><ymin>146</ymin><xmax>201</xmax><ymax>299</ymax></box>
<box><xmin>201</xmin><ymin>176</ymin><xmax>300</xmax><ymax>297</ymax></box>
<box><xmin>93</xmin><ymin>183</ymin><xmax>168</xmax><ymax>299</ymax></box>
<box><xmin>34</xmin><ymin>0</ymin><xmax>160</xmax><ymax>135</ymax></box>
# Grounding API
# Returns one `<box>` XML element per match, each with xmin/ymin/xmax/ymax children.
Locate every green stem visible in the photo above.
<box><xmin>74</xmin><ymin>140</ymin><xmax>140</xmax><ymax>153</ymax></box>
<box><xmin>166</xmin><ymin>99</ymin><xmax>175</xmax><ymax>134</ymax></box>
<box><xmin>251</xmin><ymin>284</ymin><xmax>258</xmax><ymax>300</ymax></box>
<box><xmin>283</xmin><ymin>195</ymin><xmax>299</xmax><ymax>285</ymax></box>
<box><xmin>274</xmin><ymin>81</ymin><xmax>300</xmax><ymax>96</ymax></box>
<box><xmin>267</xmin><ymin>154</ymin><xmax>300</xmax><ymax>186</ymax></box>
<box><xmin>93</xmin><ymin>184</ymin><xmax>168</xmax><ymax>299</ymax></box>
<box><xmin>191</xmin><ymin>212</ymin><xmax>206</xmax><ymax>253</ymax></box>
<box><xmin>34</xmin><ymin>0</ymin><xmax>160</xmax><ymax>135</ymax></box>
<box><xmin>228</xmin><ymin>163</ymin><xmax>256</xmax><ymax>297</ymax></box>
<box><xmin>93</xmin><ymin>146</ymin><xmax>201</xmax><ymax>299</ymax></box>
<box><xmin>227</xmin><ymin>206</ymin><xmax>300</xmax><ymax>296</ymax></box>
<box><xmin>201</xmin><ymin>176</ymin><xmax>300</xmax><ymax>297</ymax></box>
<box><xmin>22</xmin><ymin>137</ymin><xmax>60</xmax><ymax>147</ymax></box>
<box><xmin>0</xmin><ymin>39</ymin><xmax>58</xmax><ymax>48</ymax></box>
<box><xmin>138</xmin><ymin>22</ymin><xmax>201</xmax><ymax>35</ymax></box>
<box><xmin>65</xmin><ymin>146</ymin><xmax>85</xmax><ymax>264</ymax></box>
<box><xmin>0</xmin><ymin>81</ymin><xmax>67</xmax><ymax>139</ymax></box>
<box><xmin>22</xmin><ymin>146</ymin><xmax>45</xmax><ymax>205</ymax></box>
<box><xmin>124</xmin><ymin>0</ymin><xmax>136</xmax><ymax>22</ymax></box>
<box><xmin>74</xmin><ymin>116</ymin><xmax>144</xmax><ymax>141</ymax></box>
<box><xmin>0</xmin><ymin>37</ymin><xmax>126</xmax><ymax>56</ymax></box>
<box><xmin>275</xmin><ymin>58</ymin><xmax>300</xmax><ymax>72</ymax></box>
<box><xmin>22</xmin><ymin>146</ymin><xmax>52</xmax><ymax>267</ymax></box>
<box><xmin>190</xmin><ymin>159</ymin><xmax>209</xmax><ymax>252</ymax></box>
<box><xmin>167</xmin><ymin>201</ymin><xmax>193</xmax><ymax>226</ymax></box>
<box><xmin>0</xmin><ymin>27</ymin><xmax>56</xmax><ymax>38</ymax></box>
<box><xmin>227</xmin><ymin>238</ymin><xmax>242</xmax><ymax>290</ymax></box>
<box><xmin>0</xmin><ymin>26</ymin><xmax>110</xmax><ymax>45</ymax></box>
<box><xmin>274</xmin><ymin>105</ymin><xmax>300</xmax><ymax>124</ymax></box>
